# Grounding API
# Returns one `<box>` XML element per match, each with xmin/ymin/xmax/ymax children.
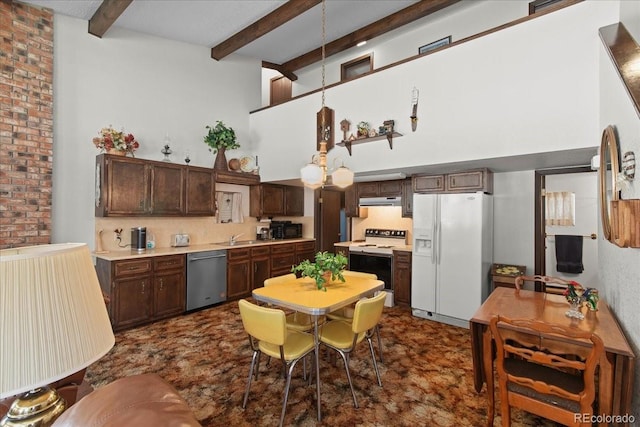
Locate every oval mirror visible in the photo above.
<box><xmin>599</xmin><ymin>125</ymin><xmax>620</xmax><ymax>241</ymax></box>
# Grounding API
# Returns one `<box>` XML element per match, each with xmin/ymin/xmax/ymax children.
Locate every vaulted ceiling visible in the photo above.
<box><xmin>21</xmin><ymin>0</ymin><xmax>465</xmax><ymax>79</ymax></box>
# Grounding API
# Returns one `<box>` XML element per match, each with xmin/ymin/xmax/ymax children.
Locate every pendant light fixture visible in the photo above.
<box><xmin>300</xmin><ymin>0</ymin><xmax>353</xmax><ymax>189</ymax></box>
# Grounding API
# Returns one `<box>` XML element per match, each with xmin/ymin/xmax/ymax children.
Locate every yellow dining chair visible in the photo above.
<box><xmin>489</xmin><ymin>315</ymin><xmax>603</xmax><ymax>427</ymax></box>
<box><xmin>264</xmin><ymin>273</ymin><xmax>319</xmax><ymax>331</ymax></box>
<box><xmin>326</xmin><ymin>271</ymin><xmax>384</xmax><ymax>363</ymax></box>
<box><xmin>238</xmin><ymin>299</ymin><xmax>315</xmax><ymax>427</ymax></box>
<box><xmin>319</xmin><ymin>290</ymin><xmax>387</xmax><ymax>408</ymax></box>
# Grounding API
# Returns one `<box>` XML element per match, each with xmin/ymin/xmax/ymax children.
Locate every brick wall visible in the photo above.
<box><xmin>0</xmin><ymin>0</ymin><xmax>53</xmax><ymax>249</ymax></box>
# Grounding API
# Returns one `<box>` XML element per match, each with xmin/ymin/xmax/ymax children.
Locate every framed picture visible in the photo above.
<box><xmin>419</xmin><ymin>36</ymin><xmax>452</xmax><ymax>55</ymax></box>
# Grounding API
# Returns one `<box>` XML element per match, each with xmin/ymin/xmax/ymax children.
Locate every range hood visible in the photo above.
<box><xmin>359</xmin><ymin>196</ymin><xmax>402</xmax><ymax>207</ymax></box>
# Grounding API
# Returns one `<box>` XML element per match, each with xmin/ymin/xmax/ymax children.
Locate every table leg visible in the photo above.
<box><xmin>598</xmin><ymin>352</ymin><xmax>614</xmax><ymax>426</ymax></box>
<box><xmin>314</xmin><ymin>315</ymin><xmax>322</xmax><ymax>421</ymax></box>
<box><xmin>482</xmin><ymin>327</ymin><xmax>494</xmax><ymax>427</ymax></box>
<box><xmin>470</xmin><ymin>321</ymin><xmax>484</xmax><ymax>392</ymax></box>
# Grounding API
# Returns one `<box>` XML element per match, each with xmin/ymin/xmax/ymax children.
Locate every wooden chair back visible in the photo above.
<box><xmin>514</xmin><ymin>275</ymin><xmax>570</xmax><ymax>294</ymax></box>
<box><xmin>489</xmin><ymin>315</ymin><xmax>603</xmax><ymax>427</ymax></box>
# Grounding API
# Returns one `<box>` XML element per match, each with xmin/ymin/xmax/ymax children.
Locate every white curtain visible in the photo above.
<box><xmin>216</xmin><ymin>192</ymin><xmax>243</xmax><ymax>223</ymax></box>
<box><xmin>545</xmin><ymin>191</ymin><xmax>575</xmax><ymax>226</ymax></box>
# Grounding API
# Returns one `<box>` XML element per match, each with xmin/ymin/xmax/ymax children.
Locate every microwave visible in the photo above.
<box><xmin>270</xmin><ymin>221</ymin><xmax>303</xmax><ymax>239</ymax></box>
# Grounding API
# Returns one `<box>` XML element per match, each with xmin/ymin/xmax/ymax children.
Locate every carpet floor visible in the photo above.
<box><xmin>86</xmin><ymin>301</ymin><xmax>561</xmax><ymax>426</ymax></box>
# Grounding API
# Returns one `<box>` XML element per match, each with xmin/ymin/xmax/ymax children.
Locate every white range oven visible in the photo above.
<box><xmin>348</xmin><ymin>228</ymin><xmax>408</xmax><ymax>297</ymax></box>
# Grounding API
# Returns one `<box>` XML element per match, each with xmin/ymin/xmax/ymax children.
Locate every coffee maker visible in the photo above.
<box><xmin>131</xmin><ymin>227</ymin><xmax>147</xmax><ymax>252</ymax></box>
<box><xmin>256</xmin><ymin>225</ymin><xmax>272</xmax><ymax>240</ymax></box>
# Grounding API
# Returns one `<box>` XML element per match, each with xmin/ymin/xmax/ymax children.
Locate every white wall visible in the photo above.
<box><xmin>262</xmin><ymin>1</ymin><xmax>529</xmax><ymax>101</ymax></box>
<box><xmin>251</xmin><ymin>1</ymin><xmax>618</xmax><ymax>183</ymax></box>
<box><xmin>51</xmin><ymin>14</ymin><xmax>261</xmax><ymax>248</ymax></box>
<box><xmin>598</xmin><ymin>6</ymin><xmax>640</xmax><ymax>420</ymax></box>
<box><xmin>492</xmin><ymin>171</ymin><xmax>535</xmax><ymax>277</ymax></box>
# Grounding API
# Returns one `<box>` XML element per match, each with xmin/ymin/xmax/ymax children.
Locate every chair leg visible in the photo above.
<box><xmin>279</xmin><ymin>354</ymin><xmax>310</xmax><ymax>427</ymax></box>
<box><xmin>243</xmin><ymin>350</ymin><xmax>260</xmax><ymax>408</ymax></box>
<box><xmin>367</xmin><ymin>336</ymin><xmax>382</xmax><ymax>387</ymax></box>
<box><xmin>334</xmin><ymin>349</ymin><xmax>358</xmax><ymax>408</ymax></box>
<box><xmin>375</xmin><ymin>325</ymin><xmax>384</xmax><ymax>363</ymax></box>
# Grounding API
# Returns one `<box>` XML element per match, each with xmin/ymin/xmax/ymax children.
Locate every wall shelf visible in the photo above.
<box><xmin>337</xmin><ymin>132</ymin><xmax>403</xmax><ymax>156</ymax></box>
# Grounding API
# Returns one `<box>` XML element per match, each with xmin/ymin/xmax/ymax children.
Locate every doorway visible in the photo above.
<box><xmin>534</xmin><ymin>167</ymin><xmax>598</xmax><ymax>289</ymax></box>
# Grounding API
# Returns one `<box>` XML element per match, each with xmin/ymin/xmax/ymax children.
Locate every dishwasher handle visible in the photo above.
<box><xmin>188</xmin><ymin>254</ymin><xmax>226</xmax><ymax>261</ymax></box>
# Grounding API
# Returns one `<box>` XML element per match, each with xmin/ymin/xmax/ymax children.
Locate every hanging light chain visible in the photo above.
<box><xmin>321</xmin><ymin>0</ymin><xmax>326</xmax><ymax>111</ymax></box>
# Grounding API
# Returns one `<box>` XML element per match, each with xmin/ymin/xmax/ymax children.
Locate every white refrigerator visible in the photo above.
<box><xmin>411</xmin><ymin>192</ymin><xmax>493</xmax><ymax>328</ymax></box>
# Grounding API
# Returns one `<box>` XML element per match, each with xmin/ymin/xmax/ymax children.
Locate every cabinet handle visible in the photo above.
<box><xmin>159</xmin><ymin>278</ymin><xmax>164</xmax><ymax>290</ymax></box>
<box><xmin>437</xmin><ymin>179</ymin><xmax>441</xmax><ymax>187</ymax></box>
<box><xmin>141</xmin><ymin>281</ymin><xmax>145</xmax><ymax>294</ymax></box>
<box><xmin>451</xmin><ymin>178</ymin><xmax>455</xmax><ymax>186</ymax></box>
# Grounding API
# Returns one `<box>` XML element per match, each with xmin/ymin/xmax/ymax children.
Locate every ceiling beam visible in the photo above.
<box><xmin>88</xmin><ymin>0</ymin><xmax>133</xmax><ymax>38</ymax></box>
<box><xmin>282</xmin><ymin>0</ymin><xmax>461</xmax><ymax>72</ymax></box>
<box><xmin>262</xmin><ymin>61</ymin><xmax>298</xmax><ymax>81</ymax></box>
<box><xmin>211</xmin><ymin>0</ymin><xmax>321</xmax><ymax>61</ymax></box>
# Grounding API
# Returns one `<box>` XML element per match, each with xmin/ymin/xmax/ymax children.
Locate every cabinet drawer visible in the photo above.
<box><xmin>251</xmin><ymin>246</ymin><xmax>270</xmax><ymax>258</ymax></box>
<box><xmin>271</xmin><ymin>254</ymin><xmax>296</xmax><ymax>271</ymax></box>
<box><xmin>271</xmin><ymin>243</ymin><xmax>295</xmax><ymax>255</ymax></box>
<box><xmin>227</xmin><ymin>248</ymin><xmax>251</xmax><ymax>261</ymax></box>
<box><xmin>153</xmin><ymin>255</ymin><xmax>185</xmax><ymax>272</ymax></box>
<box><xmin>295</xmin><ymin>241</ymin><xmax>315</xmax><ymax>252</ymax></box>
<box><xmin>114</xmin><ymin>259</ymin><xmax>152</xmax><ymax>277</ymax></box>
<box><xmin>393</xmin><ymin>251</ymin><xmax>411</xmax><ymax>264</ymax></box>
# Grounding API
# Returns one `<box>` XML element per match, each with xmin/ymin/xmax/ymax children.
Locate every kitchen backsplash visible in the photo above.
<box><xmin>352</xmin><ymin>206</ymin><xmax>413</xmax><ymax>243</ymax></box>
<box><xmin>95</xmin><ymin>216</ymin><xmax>314</xmax><ymax>252</ymax></box>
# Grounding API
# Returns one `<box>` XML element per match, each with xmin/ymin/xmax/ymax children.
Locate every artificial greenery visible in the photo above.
<box><xmin>291</xmin><ymin>251</ymin><xmax>348</xmax><ymax>291</ymax></box>
<box><xmin>204</xmin><ymin>121</ymin><xmax>240</xmax><ymax>154</ymax></box>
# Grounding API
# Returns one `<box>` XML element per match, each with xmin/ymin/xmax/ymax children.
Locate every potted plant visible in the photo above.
<box><xmin>203</xmin><ymin>121</ymin><xmax>240</xmax><ymax>170</ymax></box>
<box><xmin>291</xmin><ymin>251</ymin><xmax>348</xmax><ymax>291</ymax></box>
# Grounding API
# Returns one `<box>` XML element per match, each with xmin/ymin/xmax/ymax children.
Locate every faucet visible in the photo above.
<box><xmin>229</xmin><ymin>233</ymin><xmax>244</xmax><ymax>245</ymax></box>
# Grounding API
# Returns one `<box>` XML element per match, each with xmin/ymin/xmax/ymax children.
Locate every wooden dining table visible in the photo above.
<box><xmin>469</xmin><ymin>287</ymin><xmax>635</xmax><ymax>426</ymax></box>
<box><xmin>252</xmin><ymin>275</ymin><xmax>384</xmax><ymax>422</ymax></box>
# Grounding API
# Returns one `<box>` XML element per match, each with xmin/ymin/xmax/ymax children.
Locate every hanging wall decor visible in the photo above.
<box><xmin>410</xmin><ymin>87</ymin><xmax>419</xmax><ymax>132</ymax></box>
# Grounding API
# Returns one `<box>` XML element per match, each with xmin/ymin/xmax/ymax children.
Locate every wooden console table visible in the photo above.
<box><xmin>470</xmin><ymin>287</ymin><xmax>635</xmax><ymax>426</ymax></box>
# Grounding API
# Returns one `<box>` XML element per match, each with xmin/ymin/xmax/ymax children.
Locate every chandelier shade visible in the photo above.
<box><xmin>331</xmin><ymin>165</ymin><xmax>355</xmax><ymax>188</ymax></box>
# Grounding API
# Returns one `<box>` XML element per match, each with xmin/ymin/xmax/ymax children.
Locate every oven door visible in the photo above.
<box><xmin>348</xmin><ymin>251</ymin><xmax>393</xmax><ymax>291</ymax></box>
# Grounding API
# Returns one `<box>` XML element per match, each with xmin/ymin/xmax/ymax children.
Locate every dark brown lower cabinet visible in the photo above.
<box><xmin>251</xmin><ymin>247</ymin><xmax>271</xmax><ymax>290</ymax></box>
<box><xmin>227</xmin><ymin>248</ymin><xmax>251</xmax><ymax>300</ymax></box>
<box><xmin>393</xmin><ymin>250</ymin><xmax>412</xmax><ymax>307</ymax></box>
<box><xmin>96</xmin><ymin>255</ymin><xmax>185</xmax><ymax>331</ymax></box>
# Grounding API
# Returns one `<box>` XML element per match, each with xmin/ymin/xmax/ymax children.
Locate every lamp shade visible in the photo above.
<box><xmin>331</xmin><ymin>166</ymin><xmax>354</xmax><ymax>188</ymax></box>
<box><xmin>0</xmin><ymin>243</ymin><xmax>115</xmax><ymax>399</ymax></box>
<box><xmin>300</xmin><ymin>163</ymin><xmax>324</xmax><ymax>189</ymax></box>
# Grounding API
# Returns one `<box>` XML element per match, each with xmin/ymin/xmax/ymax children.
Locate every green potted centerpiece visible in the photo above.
<box><xmin>291</xmin><ymin>251</ymin><xmax>348</xmax><ymax>291</ymax></box>
<box><xmin>204</xmin><ymin>120</ymin><xmax>240</xmax><ymax>170</ymax></box>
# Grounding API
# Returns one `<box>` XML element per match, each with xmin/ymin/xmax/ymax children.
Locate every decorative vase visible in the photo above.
<box><xmin>213</xmin><ymin>147</ymin><xmax>228</xmax><ymax>171</ymax></box>
<box><xmin>107</xmin><ymin>149</ymin><xmax>126</xmax><ymax>156</ymax></box>
<box><xmin>565</xmin><ymin>297</ymin><xmax>584</xmax><ymax>320</ymax></box>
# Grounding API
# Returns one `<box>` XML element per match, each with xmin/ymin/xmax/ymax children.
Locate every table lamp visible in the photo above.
<box><xmin>0</xmin><ymin>243</ymin><xmax>115</xmax><ymax>426</ymax></box>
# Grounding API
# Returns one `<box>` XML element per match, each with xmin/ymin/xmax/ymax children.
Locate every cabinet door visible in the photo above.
<box><xmin>104</xmin><ymin>157</ymin><xmax>149</xmax><ymax>216</ymax></box>
<box><xmin>262</xmin><ymin>185</ymin><xmax>285</xmax><ymax>216</ymax></box>
<box><xmin>150</xmin><ymin>163</ymin><xmax>185</xmax><ymax>215</ymax></box>
<box><xmin>251</xmin><ymin>257</ymin><xmax>270</xmax><ymax>290</ymax></box>
<box><xmin>295</xmin><ymin>241</ymin><xmax>316</xmax><ymax>264</ymax></box>
<box><xmin>393</xmin><ymin>251</ymin><xmax>412</xmax><ymax>307</ymax></box>
<box><xmin>402</xmin><ymin>179</ymin><xmax>413</xmax><ymax>218</ymax></box>
<box><xmin>112</xmin><ymin>276</ymin><xmax>152</xmax><ymax>330</ymax></box>
<box><xmin>185</xmin><ymin>167</ymin><xmax>215</xmax><ymax>216</ymax></box>
<box><xmin>153</xmin><ymin>270</ymin><xmax>185</xmax><ymax>319</ymax></box>
<box><xmin>413</xmin><ymin>174</ymin><xmax>445</xmax><ymax>193</ymax></box>
<box><xmin>284</xmin><ymin>186</ymin><xmax>304</xmax><ymax>216</ymax></box>
<box><xmin>344</xmin><ymin>184</ymin><xmax>359</xmax><ymax>217</ymax></box>
<box><xmin>227</xmin><ymin>260</ymin><xmax>251</xmax><ymax>300</ymax></box>
<box><xmin>446</xmin><ymin>169</ymin><xmax>492</xmax><ymax>193</ymax></box>
<box><xmin>357</xmin><ymin>182</ymin><xmax>379</xmax><ymax>198</ymax></box>
<box><xmin>270</xmin><ymin>243</ymin><xmax>296</xmax><ymax>276</ymax></box>
<box><xmin>378</xmin><ymin>180</ymin><xmax>402</xmax><ymax>197</ymax></box>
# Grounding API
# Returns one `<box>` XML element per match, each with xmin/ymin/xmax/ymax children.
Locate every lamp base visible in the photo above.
<box><xmin>0</xmin><ymin>387</ymin><xmax>66</xmax><ymax>427</ymax></box>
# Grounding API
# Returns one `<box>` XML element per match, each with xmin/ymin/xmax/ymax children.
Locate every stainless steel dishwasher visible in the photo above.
<box><xmin>186</xmin><ymin>249</ymin><xmax>227</xmax><ymax>311</ymax></box>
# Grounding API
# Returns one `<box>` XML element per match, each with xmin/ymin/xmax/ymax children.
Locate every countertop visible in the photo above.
<box><xmin>93</xmin><ymin>238</ymin><xmax>316</xmax><ymax>261</ymax></box>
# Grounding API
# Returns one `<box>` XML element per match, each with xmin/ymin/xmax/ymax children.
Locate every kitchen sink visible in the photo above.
<box><xmin>212</xmin><ymin>240</ymin><xmax>260</xmax><ymax>246</ymax></box>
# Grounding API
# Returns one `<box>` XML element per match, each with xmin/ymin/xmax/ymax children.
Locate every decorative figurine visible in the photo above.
<box><xmin>410</xmin><ymin>86</ymin><xmax>419</xmax><ymax>132</ymax></box>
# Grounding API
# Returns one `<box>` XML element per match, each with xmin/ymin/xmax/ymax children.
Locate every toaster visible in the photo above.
<box><xmin>171</xmin><ymin>234</ymin><xmax>190</xmax><ymax>247</ymax></box>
